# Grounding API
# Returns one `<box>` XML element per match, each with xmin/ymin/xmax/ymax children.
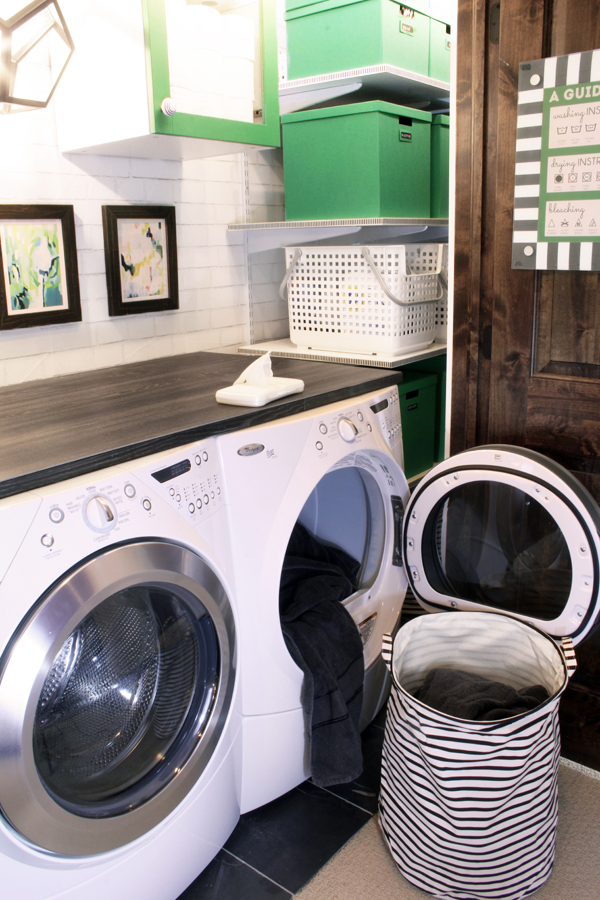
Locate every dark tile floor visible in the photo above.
<box><xmin>177</xmin><ymin>708</ymin><xmax>387</xmax><ymax>900</ymax></box>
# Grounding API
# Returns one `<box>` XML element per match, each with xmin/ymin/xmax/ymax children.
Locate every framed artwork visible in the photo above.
<box><xmin>102</xmin><ymin>206</ymin><xmax>179</xmax><ymax>316</ymax></box>
<box><xmin>0</xmin><ymin>205</ymin><xmax>82</xmax><ymax>330</ymax></box>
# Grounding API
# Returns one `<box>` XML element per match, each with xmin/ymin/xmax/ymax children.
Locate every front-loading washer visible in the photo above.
<box><xmin>0</xmin><ymin>437</ymin><xmax>240</xmax><ymax>900</ymax></box>
<box><xmin>216</xmin><ymin>385</ymin><xmax>410</xmax><ymax>813</ymax></box>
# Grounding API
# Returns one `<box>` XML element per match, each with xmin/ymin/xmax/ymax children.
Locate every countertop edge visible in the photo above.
<box><xmin>0</xmin><ymin>371</ymin><xmax>400</xmax><ymax>500</ymax></box>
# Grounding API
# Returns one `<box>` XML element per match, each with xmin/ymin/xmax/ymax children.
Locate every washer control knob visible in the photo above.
<box><xmin>142</xmin><ymin>498</ymin><xmax>152</xmax><ymax>512</ymax></box>
<box><xmin>84</xmin><ymin>495</ymin><xmax>116</xmax><ymax>533</ymax></box>
<box><xmin>124</xmin><ymin>483</ymin><xmax>136</xmax><ymax>499</ymax></box>
<box><xmin>41</xmin><ymin>533</ymin><xmax>54</xmax><ymax>548</ymax></box>
<box><xmin>338</xmin><ymin>417</ymin><xmax>358</xmax><ymax>442</ymax></box>
<box><xmin>188</xmin><ymin>502</ymin><xmax>195</xmax><ymax>513</ymax></box>
<box><xmin>49</xmin><ymin>507</ymin><xmax>64</xmax><ymax>524</ymax></box>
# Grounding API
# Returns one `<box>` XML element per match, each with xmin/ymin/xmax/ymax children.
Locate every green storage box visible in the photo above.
<box><xmin>285</xmin><ymin>0</ymin><xmax>432</xmax><ymax>81</ymax></box>
<box><xmin>281</xmin><ymin>101</ymin><xmax>432</xmax><ymax>220</ymax></box>
<box><xmin>429</xmin><ymin>16</ymin><xmax>452</xmax><ymax>81</ymax></box>
<box><xmin>398</xmin><ymin>371</ymin><xmax>438</xmax><ymax>479</ymax></box>
<box><xmin>430</xmin><ymin>113</ymin><xmax>450</xmax><ymax>218</ymax></box>
<box><xmin>402</xmin><ymin>354</ymin><xmax>447</xmax><ymax>463</ymax></box>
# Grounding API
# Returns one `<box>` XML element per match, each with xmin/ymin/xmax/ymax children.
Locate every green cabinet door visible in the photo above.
<box><xmin>143</xmin><ymin>0</ymin><xmax>280</xmax><ymax>149</ymax></box>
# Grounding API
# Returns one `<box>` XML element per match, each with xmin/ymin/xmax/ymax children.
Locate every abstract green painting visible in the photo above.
<box><xmin>1</xmin><ymin>220</ymin><xmax>67</xmax><ymax>314</ymax></box>
<box><xmin>0</xmin><ymin>205</ymin><xmax>81</xmax><ymax>330</ymax></box>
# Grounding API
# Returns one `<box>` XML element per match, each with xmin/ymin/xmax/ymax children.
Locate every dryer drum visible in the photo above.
<box><xmin>32</xmin><ymin>586</ymin><xmax>217</xmax><ymax>816</ymax></box>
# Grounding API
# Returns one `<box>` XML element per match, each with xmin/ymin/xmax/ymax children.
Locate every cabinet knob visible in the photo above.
<box><xmin>161</xmin><ymin>98</ymin><xmax>177</xmax><ymax>116</ymax></box>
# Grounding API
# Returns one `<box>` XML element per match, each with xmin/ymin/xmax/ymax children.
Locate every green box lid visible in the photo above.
<box><xmin>432</xmin><ymin>114</ymin><xmax>450</xmax><ymax>125</ymax></box>
<box><xmin>280</xmin><ymin>100</ymin><xmax>433</xmax><ymax>125</ymax></box>
<box><xmin>284</xmin><ymin>0</ymin><xmax>451</xmax><ymax>22</ymax></box>
<box><xmin>286</xmin><ymin>0</ymin><xmax>361</xmax><ymax>13</ymax></box>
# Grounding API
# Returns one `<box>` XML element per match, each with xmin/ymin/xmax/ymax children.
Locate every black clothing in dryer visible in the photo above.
<box><xmin>280</xmin><ymin>523</ymin><xmax>364</xmax><ymax>787</ymax></box>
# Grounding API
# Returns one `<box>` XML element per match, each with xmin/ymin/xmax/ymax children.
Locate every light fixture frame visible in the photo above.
<box><xmin>0</xmin><ymin>0</ymin><xmax>74</xmax><ymax>113</ymax></box>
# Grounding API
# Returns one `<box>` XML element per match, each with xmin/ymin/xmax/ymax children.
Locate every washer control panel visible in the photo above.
<box><xmin>131</xmin><ymin>439</ymin><xmax>223</xmax><ymax>526</ymax></box>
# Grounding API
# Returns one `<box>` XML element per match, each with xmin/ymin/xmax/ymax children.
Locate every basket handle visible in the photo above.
<box><xmin>279</xmin><ymin>248</ymin><xmax>302</xmax><ymax>300</ymax></box>
<box><xmin>361</xmin><ymin>248</ymin><xmax>444</xmax><ymax>307</ymax></box>
<box><xmin>382</xmin><ymin>633</ymin><xmax>393</xmax><ymax>673</ymax></box>
<box><xmin>561</xmin><ymin>636</ymin><xmax>577</xmax><ymax>679</ymax></box>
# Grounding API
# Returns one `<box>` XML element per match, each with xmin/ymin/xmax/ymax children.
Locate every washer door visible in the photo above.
<box><xmin>0</xmin><ymin>540</ymin><xmax>235</xmax><ymax>856</ymax></box>
<box><xmin>404</xmin><ymin>445</ymin><xmax>600</xmax><ymax>645</ymax></box>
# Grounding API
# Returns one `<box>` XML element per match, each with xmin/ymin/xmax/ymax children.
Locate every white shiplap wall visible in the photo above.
<box><xmin>0</xmin><ymin>103</ymin><xmax>288</xmax><ymax>387</ymax></box>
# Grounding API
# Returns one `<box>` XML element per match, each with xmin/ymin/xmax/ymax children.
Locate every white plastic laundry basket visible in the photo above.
<box><xmin>281</xmin><ymin>244</ymin><xmax>445</xmax><ymax>355</ymax></box>
<box><xmin>379</xmin><ymin>613</ymin><xmax>576</xmax><ymax>900</ymax></box>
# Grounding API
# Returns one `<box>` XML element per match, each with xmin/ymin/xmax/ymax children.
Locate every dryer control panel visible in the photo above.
<box><xmin>369</xmin><ymin>389</ymin><xmax>403</xmax><ymax>468</ymax></box>
<box><xmin>311</xmin><ymin>387</ymin><xmax>404</xmax><ymax>470</ymax></box>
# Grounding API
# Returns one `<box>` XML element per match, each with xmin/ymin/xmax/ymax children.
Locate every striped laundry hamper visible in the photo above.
<box><xmin>378</xmin><ymin>612</ymin><xmax>577</xmax><ymax>900</ymax></box>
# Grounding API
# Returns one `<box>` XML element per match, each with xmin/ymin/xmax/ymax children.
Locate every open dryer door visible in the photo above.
<box><xmin>0</xmin><ymin>540</ymin><xmax>236</xmax><ymax>856</ymax></box>
<box><xmin>288</xmin><ymin>452</ymin><xmax>409</xmax><ymax>728</ymax></box>
<box><xmin>403</xmin><ymin>445</ymin><xmax>600</xmax><ymax>646</ymax></box>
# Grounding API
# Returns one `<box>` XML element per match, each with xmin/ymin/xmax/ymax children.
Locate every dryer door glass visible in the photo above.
<box><xmin>33</xmin><ymin>584</ymin><xmax>218</xmax><ymax>817</ymax></box>
<box><xmin>422</xmin><ymin>481</ymin><xmax>572</xmax><ymax>620</ymax></box>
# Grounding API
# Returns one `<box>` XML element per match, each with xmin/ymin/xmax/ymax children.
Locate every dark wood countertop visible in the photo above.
<box><xmin>0</xmin><ymin>351</ymin><xmax>401</xmax><ymax>499</ymax></box>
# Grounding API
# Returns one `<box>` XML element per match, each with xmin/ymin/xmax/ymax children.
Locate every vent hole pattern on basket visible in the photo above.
<box><xmin>286</xmin><ymin>244</ymin><xmax>445</xmax><ymax>354</ymax></box>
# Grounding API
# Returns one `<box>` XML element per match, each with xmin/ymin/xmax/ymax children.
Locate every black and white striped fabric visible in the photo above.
<box><xmin>379</xmin><ymin>612</ymin><xmax>574</xmax><ymax>900</ymax></box>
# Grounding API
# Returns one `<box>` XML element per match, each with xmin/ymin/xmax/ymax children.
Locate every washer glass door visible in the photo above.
<box><xmin>0</xmin><ymin>540</ymin><xmax>236</xmax><ymax>856</ymax></box>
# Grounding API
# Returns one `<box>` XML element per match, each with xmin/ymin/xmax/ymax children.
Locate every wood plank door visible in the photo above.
<box><xmin>453</xmin><ymin>0</ymin><xmax>600</xmax><ymax>769</ymax></box>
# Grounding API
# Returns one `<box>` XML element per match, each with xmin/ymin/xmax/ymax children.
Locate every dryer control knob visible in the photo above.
<box><xmin>84</xmin><ymin>495</ymin><xmax>116</xmax><ymax>533</ymax></box>
<box><xmin>338</xmin><ymin>417</ymin><xmax>358</xmax><ymax>442</ymax></box>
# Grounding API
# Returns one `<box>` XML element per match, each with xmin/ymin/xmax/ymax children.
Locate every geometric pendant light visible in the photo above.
<box><xmin>0</xmin><ymin>1</ymin><xmax>74</xmax><ymax>113</ymax></box>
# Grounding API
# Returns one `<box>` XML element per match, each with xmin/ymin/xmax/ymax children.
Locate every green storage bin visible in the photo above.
<box><xmin>285</xmin><ymin>0</ymin><xmax>431</xmax><ymax>81</ymax></box>
<box><xmin>430</xmin><ymin>113</ymin><xmax>450</xmax><ymax>218</ymax></box>
<box><xmin>398</xmin><ymin>371</ymin><xmax>437</xmax><ymax>479</ymax></box>
<box><xmin>402</xmin><ymin>354</ymin><xmax>447</xmax><ymax>463</ymax></box>
<box><xmin>429</xmin><ymin>16</ymin><xmax>452</xmax><ymax>82</ymax></box>
<box><xmin>281</xmin><ymin>101</ymin><xmax>432</xmax><ymax>220</ymax></box>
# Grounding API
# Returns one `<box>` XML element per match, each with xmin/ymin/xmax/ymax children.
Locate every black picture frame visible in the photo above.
<box><xmin>102</xmin><ymin>205</ymin><xmax>179</xmax><ymax>316</ymax></box>
<box><xmin>0</xmin><ymin>204</ymin><xmax>82</xmax><ymax>330</ymax></box>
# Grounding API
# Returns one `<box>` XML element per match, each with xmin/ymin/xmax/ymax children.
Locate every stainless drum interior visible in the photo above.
<box><xmin>0</xmin><ymin>540</ymin><xmax>236</xmax><ymax>856</ymax></box>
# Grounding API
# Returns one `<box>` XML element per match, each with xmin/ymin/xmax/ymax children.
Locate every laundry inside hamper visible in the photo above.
<box><xmin>379</xmin><ymin>611</ymin><xmax>571</xmax><ymax>900</ymax></box>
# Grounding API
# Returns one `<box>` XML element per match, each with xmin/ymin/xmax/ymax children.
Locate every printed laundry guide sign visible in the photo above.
<box><xmin>512</xmin><ymin>49</ymin><xmax>600</xmax><ymax>270</ymax></box>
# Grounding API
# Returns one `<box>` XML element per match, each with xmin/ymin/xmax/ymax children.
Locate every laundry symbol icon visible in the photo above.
<box><xmin>568</xmin><ymin>173</ymin><xmax>578</xmax><ymax>182</ymax></box>
<box><xmin>548</xmin><ymin>219</ymin><xmax>556</xmax><ymax>228</ymax></box>
<box><xmin>557</xmin><ymin>127</ymin><xmax>567</xmax><ymax>134</ymax></box>
<box><xmin>561</xmin><ymin>220</ymin><xmax>569</xmax><ymax>226</ymax></box>
<box><xmin>583</xmin><ymin>172</ymin><xmax>592</xmax><ymax>182</ymax></box>
<box><xmin>576</xmin><ymin>219</ymin><xmax>582</xmax><ymax>227</ymax></box>
<box><xmin>554</xmin><ymin>174</ymin><xmax>563</xmax><ymax>183</ymax></box>
<box><xmin>571</xmin><ymin>125</ymin><xmax>582</xmax><ymax>133</ymax></box>
<box><xmin>591</xmin><ymin>219</ymin><xmax>597</xmax><ymax>227</ymax></box>
<box><xmin>586</xmin><ymin>124</ymin><xmax>597</xmax><ymax>131</ymax></box>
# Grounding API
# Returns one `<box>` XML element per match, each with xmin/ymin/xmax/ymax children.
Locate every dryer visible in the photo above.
<box><xmin>0</xmin><ymin>437</ymin><xmax>240</xmax><ymax>900</ymax></box>
<box><xmin>217</xmin><ymin>385</ymin><xmax>410</xmax><ymax>813</ymax></box>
